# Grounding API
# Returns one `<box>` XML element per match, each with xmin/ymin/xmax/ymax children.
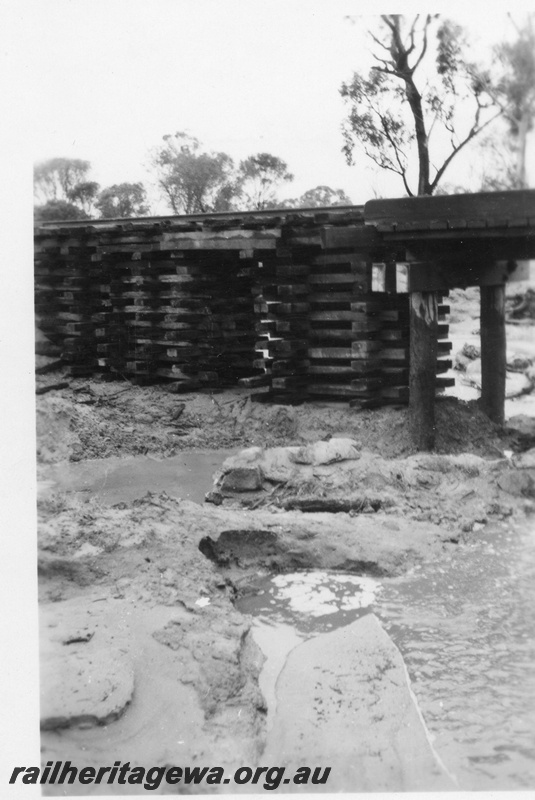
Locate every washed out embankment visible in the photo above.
<box><xmin>39</xmin><ymin>459</ymin><xmax>468</xmax><ymax>795</ymax></box>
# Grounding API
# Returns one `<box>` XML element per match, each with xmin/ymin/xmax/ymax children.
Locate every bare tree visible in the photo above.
<box><xmin>340</xmin><ymin>15</ymin><xmax>503</xmax><ymax>196</ymax></box>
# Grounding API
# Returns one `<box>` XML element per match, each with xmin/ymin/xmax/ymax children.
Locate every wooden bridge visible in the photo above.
<box><xmin>35</xmin><ymin>189</ymin><xmax>535</xmax><ymax>450</ymax></box>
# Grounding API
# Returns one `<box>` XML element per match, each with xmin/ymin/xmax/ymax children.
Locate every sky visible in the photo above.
<box><xmin>1</xmin><ymin>1</ymin><xmax>534</xmax><ymax>787</ymax></box>
<box><xmin>23</xmin><ymin>0</ymin><xmax>535</xmax><ymax>213</ymax></box>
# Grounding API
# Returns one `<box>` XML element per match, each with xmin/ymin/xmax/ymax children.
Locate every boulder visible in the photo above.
<box><xmin>259</xmin><ymin>446</ymin><xmax>302</xmax><ymax>483</ymax></box>
<box><xmin>512</xmin><ymin>448</ymin><xmax>535</xmax><ymax>469</ymax></box>
<box><xmin>263</xmin><ymin>614</ymin><xmax>454</xmax><ymax>792</ymax></box>
<box><xmin>40</xmin><ymin>646</ymin><xmax>134</xmax><ymax>730</ymax></box>
<box><xmin>291</xmin><ymin>437</ymin><xmax>360</xmax><ymax>466</ymax></box>
<box><xmin>506</xmin><ymin>415</ymin><xmax>535</xmax><ymax>437</ymax></box>
<box><xmin>497</xmin><ymin>469</ymin><xmax>535</xmax><ymax>498</ymax></box>
<box><xmin>219</xmin><ymin>466</ymin><xmax>264</xmax><ymax>492</ymax></box>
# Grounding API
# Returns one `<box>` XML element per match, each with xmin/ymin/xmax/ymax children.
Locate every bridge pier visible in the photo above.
<box><xmin>480</xmin><ymin>284</ymin><xmax>506</xmax><ymax>426</ymax></box>
<box><xmin>409</xmin><ymin>290</ymin><xmax>439</xmax><ymax>450</ymax></box>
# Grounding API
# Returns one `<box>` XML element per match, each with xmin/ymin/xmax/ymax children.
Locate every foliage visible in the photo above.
<box><xmin>277</xmin><ymin>185</ymin><xmax>352</xmax><ymax>209</ymax></box>
<box><xmin>95</xmin><ymin>182</ymin><xmax>150</xmax><ymax>218</ymax></box>
<box><xmin>296</xmin><ymin>185</ymin><xmax>352</xmax><ymax>207</ymax></box>
<box><xmin>150</xmin><ymin>132</ymin><xmax>241</xmax><ymax>214</ymax></box>
<box><xmin>34</xmin><ymin>158</ymin><xmax>91</xmax><ymax>203</ymax></box>
<box><xmin>340</xmin><ymin>15</ymin><xmax>502</xmax><ymax>196</ymax></box>
<box><xmin>238</xmin><ymin>153</ymin><xmax>294</xmax><ymax>209</ymax></box>
<box><xmin>490</xmin><ymin>15</ymin><xmax>535</xmax><ymax>188</ymax></box>
<box><xmin>34</xmin><ymin>200</ymin><xmax>90</xmax><ymax>222</ymax></box>
<box><xmin>67</xmin><ymin>181</ymin><xmax>101</xmax><ymax>216</ymax></box>
<box><xmin>495</xmin><ymin>16</ymin><xmax>535</xmax><ymax>137</ymax></box>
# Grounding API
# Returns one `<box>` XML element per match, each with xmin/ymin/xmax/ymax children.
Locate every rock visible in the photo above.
<box><xmin>136</xmin><ymin>413</ymin><xmax>155</xmax><ymax>424</ymax></box>
<box><xmin>263</xmin><ymin>614</ymin><xmax>454</xmax><ymax>792</ymax></box>
<box><xmin>40</xmin><ymin>646</ymin><xmax>134</xmax><ymax>730</ymax></box>
<box><xmin>220</xmin><ymin>448</ymin><xmax>263</xmax><ymax>472</ymax></box>
<box><xmin>462</xmin><ymin>343</ymin><xmax>480</xmax><ymax>360</ymax></box>
<box><xmin>454</xmin><ymin>352</ymin><xmax>470</xmax><ymax>372</ymax></box>
<box><xmin>506</xmin><ymin>371</ymin><xmax>533</xmax><ymax>398</ymax></box>
<box><xmin>497</xmin><ymin>469</ymin><xmax>535</xmax><ymax>498</ymax></box>
<box><xmin>219</xmin><ymin>466</ymin><xmax>263</xmax><ymax>492</ymax></box>
<box><xmin>291</xmin><ymin>437</ymin><xmax>360</xmax><ymax>466</ymax></box>
<box><xmin>205</xmin><ymin>490</ymin><xmax>223</xmax><ymax>505</ymax></box>
<box><xmin>512</xmin><ymin>448</ymin><xmax>535</xmax><ymax>469</ymax></box>
<box><xmin>465</xmin><ymin>358</ymin><xmax>482</xmax><ymax>386</ymax></box>
<box><xmin>507</xmin><ymin>355</ymin><xmax>533</xmax><ymax>372</ymax></box>
<box><xmin>259</xmin><ymin>446</ymin><xmax>302</xmax><ymax>483</ymax></box>
<box><xmin>505</xmin><ymin>415</ymin><xmax>535</xmax><ymax>452</ymax></box>
<box><xmin>199</xmin><ymin>512</ymin><xmax>452</xmax><ymax>576</ymax></box>
<box><xmin>506</xmin><ymin>415</ymin><xmax>535</xmax><ymax>437</ymax></box>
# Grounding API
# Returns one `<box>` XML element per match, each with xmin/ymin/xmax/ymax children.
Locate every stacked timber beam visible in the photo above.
<box><xmin>363</xmin><ymin>188</ymin><xmax>535</xmax><ymax>445</ymax></box>
<box><xmin>35</xmin><ymin>203</ymin><xmax>459</xmax><ymax>405</ymax></box>
<box><xmin>247</xmin><ymin>218</ymin><xmax>452</xmax><ymax>406</ymax></box>
<box><xmin>35</xmin><ymin>217</ymin><xmax>282</xmax><ymax>387</ymax></box>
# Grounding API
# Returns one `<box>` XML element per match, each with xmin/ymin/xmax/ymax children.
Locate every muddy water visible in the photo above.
<box><xmin>378</xmin><ymin>518</ymin><xmax>535</xmax><ymax>791</ymax></box>
<box><xmin>41</xmin><ymin>450</ymin><xmax>236</xmax><ymax>506</ymax></box>
<box><xmin>237</xmin><ymin>573</ymin><xmax>380</xmax><ymax>733</ymax></box>
<box><xmin>238</xmin><ymin>520</ymin><xmax>535</xmax><ymax>791</ymax></box>
<box><xmin>41</xmin><ymin>450</ymin><xmax>535</xmax><ymax>790</ymax></box>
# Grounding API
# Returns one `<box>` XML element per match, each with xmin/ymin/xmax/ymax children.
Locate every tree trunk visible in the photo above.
<box><xmin>405</xmin><ymin>80</ymin><xmax>431</xmax><ymax>195</ymax></box>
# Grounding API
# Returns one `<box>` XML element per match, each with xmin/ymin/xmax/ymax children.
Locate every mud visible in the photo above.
<box><xmin>35</xmin><ymin>285</ymin><xmax>535</xmax><ymax>792</ymax></box>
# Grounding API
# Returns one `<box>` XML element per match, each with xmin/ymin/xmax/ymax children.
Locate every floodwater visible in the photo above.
<box><xmin>236</xmin><ymin>573</ymin><xmax>380</xmax><ymax>734</ymax></box>
<box><xmin>41</xmin><ymin>450</ymin><xmax>535</xmax><ymax>790</ymax></box>
<box><xmin>379</xmin><ymin>518</ymin><xmax>535</xmax><ymax>790</ymax></box>
<box><xmin>238</xmin><ymin>519</ymin><xmax>535</xmax><ymax>791</ymax></box>
<box><xmin>40</xmin><ymin>450</ymin><xmax>236</xmax><ymax>506</ymax></box>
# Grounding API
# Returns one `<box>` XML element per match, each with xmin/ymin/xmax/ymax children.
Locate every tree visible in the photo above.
<box><xmin>274</xmin><ymin>185</ymin><xmax>352</xmax><ymax>209</ymax></box>
<box><xmin>33</xmin><ymin>158</ymin><xmax>91</xmax><ymax>203</ymax></box>
<box><xmin>67</xmin><ymin>181</ymin><xmax>101</xmax><ymax>216</ymax></box>
<box><xmin>150</xmin><ymin>132</ymin><xmax>241</xmax><ymax>214</ymax></box>
<box><xmin>239</xmin><ymin>153</ymin><xmax>294</xmax><ymax>209</ymax></box>
<box><xmin>34</xmin><ymin>200</ymin><xmax>90</xmax><ymax>222</ymax></box>
<box><xmin>491</xmin><ymin>14</ymin><xmax>535</xmax><ymax>188</ymax></box>
<box><xmin>296</xmin><ymin>185</ymin><xmax>352</xmax><ymax>207</ymax></box>
<box><xmin>95</xmin><ymin>182</ymin><xmax>150</xmax><ymax>218</ymax></box>
<box><xmin>340</xmin><ymin>15</ymin><xmax>502</xmax><ymax>196</ymax></box>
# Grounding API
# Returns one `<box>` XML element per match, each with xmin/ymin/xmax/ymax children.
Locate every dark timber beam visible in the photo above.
<box><xmin>409</xmin><ymin>291</ymin><xmax>439</xmax><ymax>450</ymax></box>
<box><xmin>480</xmin><ymin>284</ymin><xmax>506</xmax><ymax>425</ymax></box>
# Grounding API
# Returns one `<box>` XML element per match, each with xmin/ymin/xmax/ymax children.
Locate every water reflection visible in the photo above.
<box><xmin>238</xmin><ymin>519</ymin><xmax>535</xmax><ymax>790</ymax></box>
<box><xmin>237</xmin><ymin>571</ymin><xmax>380</xmax><ymax>634</ymax></box>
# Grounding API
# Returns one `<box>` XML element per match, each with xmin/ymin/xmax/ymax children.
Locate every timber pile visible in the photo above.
<box><xmin>247</xmin><ymin>223</ymin><xmax>451</xmax><ymax>406</ymax></box>
<box><xmin>35</xmin><ymin>207</ymin><xmax>452</xmax><ymax>403</ymax></box>
<box><xmin>34</xmin><ymin>219</ymin><xmax>281</xmax><ymax>387</ymax></box>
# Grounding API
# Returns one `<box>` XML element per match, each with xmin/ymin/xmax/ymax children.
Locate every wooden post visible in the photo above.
<box><xmin>409</xmin><ymin>291</ymin><xmax>438</xmax><ymax>450</ymax></box>
<box><xmin>480</xmin><ymin>284</ymin><xmax>506</xmax><ymax>425</ymax></box>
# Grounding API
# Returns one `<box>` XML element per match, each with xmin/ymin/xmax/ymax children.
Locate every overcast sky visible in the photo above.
<box><xmin>1</xmin><ymin>1</ymin><xmax>535</xmax><ymax>776</ymax></box>
<box><xmin>23</xmin><ymin>0</ymin><xmax>535</xmax><ymax>213</ymax></box>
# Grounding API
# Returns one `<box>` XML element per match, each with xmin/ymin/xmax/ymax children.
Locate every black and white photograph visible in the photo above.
<box><xmin>4</xmin><ymin>0</ymin><xmax>535</xmax><ymax>795</ymax></box>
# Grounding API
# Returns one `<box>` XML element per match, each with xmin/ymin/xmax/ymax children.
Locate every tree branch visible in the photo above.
<box><xmin>369</xmin><ymin>32</ymin><xmax>392</xmax><ymax>54</ymax></box>
<box><xmin>411</xmin><ymin>15</ymin><xmax>432</xmax><ymax>72</ymax></box>
<box><xmin>430</xmin><ymin>108</ymin><xmax>503</xmax><ymax>192</ymax></box>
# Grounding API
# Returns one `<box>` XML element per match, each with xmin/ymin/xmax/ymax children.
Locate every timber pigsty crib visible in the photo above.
<box><xmin>35</xmin><ymin>189</ymin><xmax>535</xmax><ymax>448</ymax></box>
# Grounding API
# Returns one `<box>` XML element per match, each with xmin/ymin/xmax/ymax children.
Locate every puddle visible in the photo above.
<box><xmin>40</xmin><ymin>450</ymin><xmax>237</xmax><ymax>506</ymax></box>
<box><xmin>236</xmin><ymin>521</ymin><xmax>535</xmax><ymax>791</ymax></box>
<box><xmin>237</xmin><ymin>570</ymin><xmax>380</xmax><ymax>634</ymax></box>
<box><xmin>236</xmin><ymin>571</ymin><xmax>381</xmax><ymax>730</ymax></box>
